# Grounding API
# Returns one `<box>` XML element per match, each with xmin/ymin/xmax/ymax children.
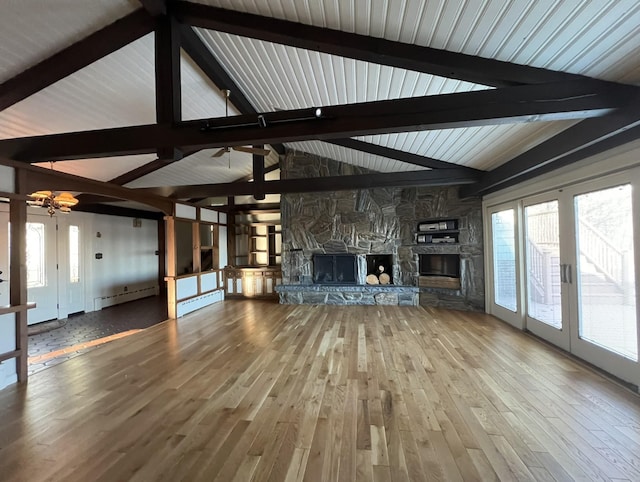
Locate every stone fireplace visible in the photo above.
<box><xmin>276</xmin><ymin>151</ymin><xmax>484</xmax><ymax>310</ymax></box>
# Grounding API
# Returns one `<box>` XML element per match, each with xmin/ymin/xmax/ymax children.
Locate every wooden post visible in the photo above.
<box><xmin>10</xmin><ymin>170</ymin><xmax>28</xmax><ymax>382</ymax></box>
<box><xmin>157</xmin><ymin>218</ymin><xmax>167</xmax><ymax>297</ymax></box>
<box><xmin>227</xmin><ymin>196</ymin><xmax>236</xmax><ymax>266</ymax></box>
<box><xmin>164</xmin><ymin>216</ymin><xmax>177</xmax><ymax>319</ymax></box>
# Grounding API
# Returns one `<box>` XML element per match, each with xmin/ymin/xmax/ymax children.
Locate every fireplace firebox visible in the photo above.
<box><xmin>419</xmin><ymin>254</ymin><xmax>460</xmax><ymax>277</ymax></box>
<box><xmin>313</xmin><ymin>254</ymin><xmax>357</xmax><ymax>284</ymax></box>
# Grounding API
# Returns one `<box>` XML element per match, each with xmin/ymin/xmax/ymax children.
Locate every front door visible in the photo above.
<box><xmin>26</xmin><ymin>212</ymin><xmax>59</xmax><ymax>325</ymax></box>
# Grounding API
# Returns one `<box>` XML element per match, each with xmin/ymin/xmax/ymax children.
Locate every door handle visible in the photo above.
<box><xmin>565</xmin><ymin>264</ymin><xmax>572</xmax><ymax>284</ymax></box>
<box><xmin>560</xmin><ymin>264</ymin><xmax>572</xmax><ymax>284</ymax></box>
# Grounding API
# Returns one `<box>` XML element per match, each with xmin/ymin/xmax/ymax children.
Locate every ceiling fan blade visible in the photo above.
<box><xmin>211</xmin><ymin>147</ymin><xmax>229</xmax><ymax>158</ymax></box>
<box><xmin>233</xmin><ymin>146</ymin><xmax>271</xmax><ymax>156</ymax></box>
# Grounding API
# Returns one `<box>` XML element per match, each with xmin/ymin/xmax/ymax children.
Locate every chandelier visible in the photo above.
<box><xmin>28</xmin><ymin>162</ymin><xmax>79</xmax><ymax>216</ymax></box>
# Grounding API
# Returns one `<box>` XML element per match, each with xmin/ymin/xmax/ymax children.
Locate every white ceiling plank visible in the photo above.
<box><xmin>34</xmin><ymin>155</ymin><xmax>157</xmax><ymax>182</ymax></box>
<box><xmin>0</xmin><ymin>0</ymin><xmax>639</xmax><ymax>188</ymax></box>
<box><xmin>0</xmin><ymin>34</ymin><xmax>156</xmax><ymax>140</ymax></box>
<box><xmin>0</xmin><ymin>0</ymin><xmax>138</xmax><ymax>83</ymax></box>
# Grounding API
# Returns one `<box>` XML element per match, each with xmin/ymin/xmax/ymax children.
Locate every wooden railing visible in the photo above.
<box><xmin>0</xmin><ymin>303</ymin><xmax>36</xmax><ymax>383</ymax></box>
<box><xmin>224</xmin><ymin>266</ymin><xmax>282</xmax><ymax>298</ymax></box>
<box><xmin>527</xmin><ymin>211</ymin><xmax>624</xmax><ymax>290</ymax></box>
<box><xmin>577</xmin><ymin>219</ymin><xmax>624</xmax><ymax>286</ymax></box>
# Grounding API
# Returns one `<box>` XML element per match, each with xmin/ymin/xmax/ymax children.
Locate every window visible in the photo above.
<box><xmin>69</xmin><ymin>225</ymin><xmax>80</xmax><ymax>283</ymax></box>
<box><xmin>491</xmin><ymin>209</ymin><xmax>517</xmax><ymax>312</ymax></box>
<box><xmin>26</xmin><ymin>222</ymin><xmax>46</xmax><ymax>288</ymax></box>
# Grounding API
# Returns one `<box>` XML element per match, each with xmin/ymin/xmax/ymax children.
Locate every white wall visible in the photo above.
<box><xmin>83</xmin><ymin>213</ymin><xmax>159</xmax><ymax>311</ymax></box>
<box><xmin>0</xmin><ymin>209</ymin><xmax>16</xmax><ymax>389</ymax></box>
<box><xmin>0</xmin><ymin>314</ymin><xmax>16</xmax><ymax>390</ymax></box>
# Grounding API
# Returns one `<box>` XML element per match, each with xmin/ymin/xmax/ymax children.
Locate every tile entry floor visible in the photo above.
<box><xmin>28</xmin><ymin>296</ymin><xmax>168</xmax><ymax>375</ymax></box>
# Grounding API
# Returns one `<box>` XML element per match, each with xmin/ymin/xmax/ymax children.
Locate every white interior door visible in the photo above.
<box><xmin>26</xmin><ymin>213</ymin><xmax>59</xmax><ymax>325</ymax></box>
<box><xmin>57</xmin><ymin>219</ymin><xmax>85</xmax><ymax>316</ymax></box>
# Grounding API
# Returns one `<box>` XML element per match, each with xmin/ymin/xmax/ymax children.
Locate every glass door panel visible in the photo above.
<box><xmin>574</xmin><ymin>184</ymin><xmax>637</xmax><ymax>361</ymax></box>
<box><xmin>66</xmin><ymin>224</ymin><xmax>84</xmax><ymax>314</ymax></box>
<box><xmin>525</xmin><ymin>201</ymin><xmax>562</xmax><ymax>328</ymax></box>
<box><xmin>491</xmin><ymin>209</ymin><xmax>517</xmax><ymax>312</ymax></box>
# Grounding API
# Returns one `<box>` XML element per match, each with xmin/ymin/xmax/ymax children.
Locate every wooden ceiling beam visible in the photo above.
<box><xmin>107</xmin><ymin>148</ymin><xmax>200</xmax><ymax>186</ymax></box>
<box><xmin>222</xmin><ymin>202</ymin><xmax>281</xmax><ymax>214</ymax></box>
<box><xmin>460</xmin><ymin>105</ymin><xmax>640</xmax><ymax>197</ymax></box>
<box><xmin>326</xmin><ymin>138</ymin><xmax>481</xmax><ymax>172</ymax></box>
<box><xmin>0</xmin><ymin>79</ymin><xmax>629</xmax><ymax>162</ymax></box>
<box><xmin>1</xmin><ymin>158</ymin><xmax>173</xmax><ymax>214</ymax></box>
<box><xmin>252</xmin><ymin>147</ymin><xmax>266</xmax><ymax>200</ymax></box>
<box><xmin>179</xmin><ymin>25</ymin><xmax>285</xmax><ymax>156</ymax></box>
<box><xmin>171</xmin><ymin>1</ymin><xmax>588</xmax><ymax>88</ymax></box>
<box><xmin>186</xmin><ymin>162</ymin><xmax>280</xmax><ymax>204</ymax></box>
<box><xmin>155</xmin><ymin>15</ymin><xmax>182</xmax><ymax>125</ymax></box>
<box><xmin>139</xmin><ymin>0</ymin><xmax>166</xmax><ymax>16</ymax></box>
<box><xmin>74</xmin><ymin>203</ymin><xmax>164</xmax><ymax>219</ymax></box>
<box><xmin>180</xmin><ymin>25</ymin><xmax>255</xmax><ymax>114</ymax></box>
<box><xmin>0</xmin><ymin>9</ymin><xmax>155</xmax><ymax>112</ymax></box>
<box><xmin>140</xmin><ymin>168</ymin><xmax>480</xmax><ymax>198</ymax></box>
<box><xmin>155</xmin><ymin>14</ymin><xmax>183</xmax><ymax>161</ymax></box>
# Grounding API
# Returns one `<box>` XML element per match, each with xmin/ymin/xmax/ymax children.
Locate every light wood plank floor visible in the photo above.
<box><xmin>1</xmin><ymin>301</ymin><xmax>640</xmax><ymax>481</ymax></box>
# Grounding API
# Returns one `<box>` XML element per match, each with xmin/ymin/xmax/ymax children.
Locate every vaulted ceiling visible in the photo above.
<box><xmin>1</xmin><ymin>0</ymin><xmax>639</xmax><ymax>213</ymax></box>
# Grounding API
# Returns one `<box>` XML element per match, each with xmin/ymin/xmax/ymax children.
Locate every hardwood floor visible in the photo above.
<box><xmin>1</xmin><ymin>300</ymin><xmax>640</xmax><ymax>481</ymax></box>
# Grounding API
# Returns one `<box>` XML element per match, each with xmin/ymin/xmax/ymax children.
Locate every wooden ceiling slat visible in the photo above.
<box><xmin>179</xmin><ymin>25</ymin><xmax>285</xmax><ymax>156</ymax></box>
<box><xmin>0</xmin><ymin>9</ymin><xmax>155</xmax><ymax>112</ymax></box>
<box><xmin>461</xmin><ymin>105</ymin><xmax>640</xmax><ymax>197</ymax></box>
<box><xmin>171</xmin><ymin>1</ymin><xmax>587</xmax><ymax>88</ymax></box>
<box><xmin>326</xmin><ymin>138</ymin><xmax>481</xmax><ymax>172</ymax></box>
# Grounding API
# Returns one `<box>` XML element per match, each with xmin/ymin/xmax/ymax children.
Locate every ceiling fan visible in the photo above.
<box><xmin>211</xmin><ymin>89</ymin><xmax>271</xmax><ymax>158</ymax></box>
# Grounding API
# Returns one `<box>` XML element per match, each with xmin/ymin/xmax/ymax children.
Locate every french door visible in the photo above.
<box><xmin>489</xmin><ymin>172</ymin><xmax>639</xmax><ymax>386</ymax></box>
<box><xmin>567</xmin><ymin>178</ymin><xmax>637</xmax><ymax>383</ymax></box>
<box><xmin>487</xmin><ymin>204</ymin><xmax>522</xmax><ymax>328</ymax></box>
<box><xmin>523</xmin><ymin>195</ymin><xmax>571</xmax><ymax>351</ymax></box>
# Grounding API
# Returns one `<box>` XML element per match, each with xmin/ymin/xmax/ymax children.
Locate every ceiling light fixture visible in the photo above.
<box><xmin>28</xmin><ymin>162</ymin><xmax>79</xmax><ymax>216</ymax></box>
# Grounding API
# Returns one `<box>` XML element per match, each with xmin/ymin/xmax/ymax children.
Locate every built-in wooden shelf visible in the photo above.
<box><xmin>418</xmin><ymin>275</ymin><xmax>461</xmax><ymax>290</ymax></box>
<box><xmin>416</xmin><ymin>218</ymin><xmax>460</xmax><ymax>244</ymax></box>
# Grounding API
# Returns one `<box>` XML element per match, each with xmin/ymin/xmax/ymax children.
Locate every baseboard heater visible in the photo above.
<box><xmin>94</xmin><ymin>286</ymin><xmax>158</xmax><ymax>310</ymax></box>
